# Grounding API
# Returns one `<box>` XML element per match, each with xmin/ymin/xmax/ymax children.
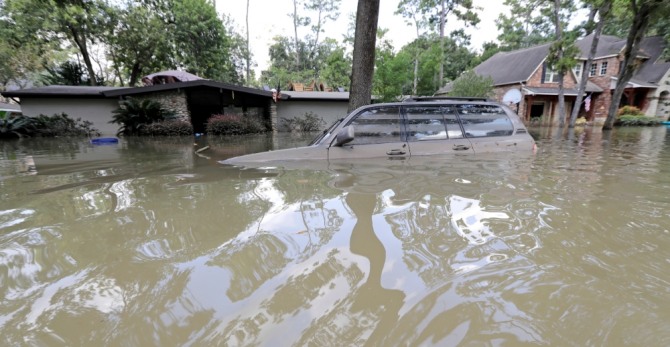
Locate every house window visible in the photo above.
<box><xmin>600</xmin><ymin>61</ymin><xmax>608</xmax><ymax>75</ymax></box>
<box><xmin>544</xmin><ymin>67</ymin><xmax>560</xmax><ymax>83</ymax></box>
<box><xmin>589</xmin><ymin>63</ymin><xmax>597</xmax><ymax>76</ymax></box>
<box><xmin>573</xmin><ymin>63</ymin><xmax>582</xmax><ymax>79</ymax></box>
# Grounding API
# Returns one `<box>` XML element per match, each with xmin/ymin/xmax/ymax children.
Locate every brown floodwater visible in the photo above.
<box><xmin>1</xmin><ymin>126</ymin><xmax>670</xmax><ymax>346</ymax></box>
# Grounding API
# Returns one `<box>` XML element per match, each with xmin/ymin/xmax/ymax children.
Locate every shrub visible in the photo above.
<box><xmin>33</xmin><ymin>113</ymin><xmax>100</xmax><ymax>137</ymax></box>
<box><xmin>574</xmin><ymin>117</ymin><xmax>588</xmax><ymax>126</ymax></box>
<box><xmin>206</xmin><ymin>114</ymin><xmax>265</xmax><ymax>135</ymax></box>
<box><xmin>615</xmin><ymin>115</ymin><xmax>662</xmax><ymax>126</ymax></box>
<box><xmin>140</xmin><ymin>120</ymin><xmax>193</xmax><ymax>136</ymax></box>
<box><xmin>0</xmin><ymin>113</ymin><xmax>35</xmax><ymax>138</ymax></box>
<box><xmin>1</xmin><ymin>112</ymin><xmax>100</xmax><ymax>139</ymax></box>
<box><xmin>110</xmin><ymin>98</ymin><xmax>177</xmax><ymax>136</ymax></box>
<box><xmin>281</xmin><ymin>112</ymin><xmax>325</xmax><ymax>132</ymax></box>
<box><xmin>617</xmin><ymin>105</ymin><xmax>643</xmax><ymax>117</ymax></box>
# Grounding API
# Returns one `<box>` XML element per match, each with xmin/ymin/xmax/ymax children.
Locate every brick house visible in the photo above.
<box><xmin>445</xmin><ymin>34</ymin><xmax>670</xmax><ymax>125</ymax></box>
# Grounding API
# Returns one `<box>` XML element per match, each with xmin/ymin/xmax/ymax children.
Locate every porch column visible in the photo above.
<box><xmin>269</xmin><ymin>100</ymin><xmax>278</xmax><ymax>132</ymax></box>
<box><xmin>525</xmin><ymin>96</ymin><xmax>534</xmax><ymax>122</ymax></box>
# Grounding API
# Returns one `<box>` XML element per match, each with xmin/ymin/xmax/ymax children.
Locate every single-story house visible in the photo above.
<box><xmin>2</xmin><ymin>79</ymin><xmax>352</xmax><ymax>136</ymax></box>
<box><xmin>2</xmin><ymin>81</ymin><xmax>281</xmax><ymax>136</ymax></box>
<box><xmin>2</xmin><ymin>86</ymin><xmax>125</xmax><ymax>135</ymax></box>
<box><xmin>277</xmin><ymin>91</ymin><xmax>350</xmax><ymax>131</ymax></box>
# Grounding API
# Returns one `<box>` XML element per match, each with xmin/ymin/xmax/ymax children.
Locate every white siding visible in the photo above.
<box><xmin>20</xmin><ymin>98</ymin><xmax>121</xmax><ymax>136</ymax></box>
<box><xmin>276</xmin><ymin>100</ymin><xmax>349</xmax><ymax>131</ymax></box>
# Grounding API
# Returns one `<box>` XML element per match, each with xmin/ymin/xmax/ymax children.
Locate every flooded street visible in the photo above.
<box><xmin>1</xmin><ymin>126</ymin><xmax>670</xmax><ymax>346</ymax></box>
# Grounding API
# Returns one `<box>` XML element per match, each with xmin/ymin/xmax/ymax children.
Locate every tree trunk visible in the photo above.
<box><xmin>246</xmin><ymin>0</ymin><xmax>251</xmax><ymax>85</ymax></box>
<box><xmin>412</xmin><ymin>20</ymin><xmax>419</xmax><ymax>95</ymax></box>
<box><xmin>348</xmin><ymin>0</ymin><xmax>380</xmax><ymax>113</ymax></box>
<box><xmin>293</xmin><ymin>0</ymin><xmax>301</xmax><ymax>70</ymax></box>
<box><xmin>554</xmin><ymin>0</ymin><xmax>565</xmax><ymax>127</ymax></box>
<box><xmin>569</xmin><ymin>1</ymin><xmax>610</xmax><ymax>128</ymax></box>
<box><xmin>602</xmin><ymin>1</ymin><xmax>659</xmax><ymax>130</ymax></box>
<box><xmin>69</xmin><ymin>26</ymin><xmax>97</xmax><ymax>86</ymax></box>
<box><xmin>438</xmin><ymin>0</ymin><xmax>446</xmax><ymax>84</ymax></box>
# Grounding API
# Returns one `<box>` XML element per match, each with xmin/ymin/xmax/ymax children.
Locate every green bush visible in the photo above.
<box><xmin>615</xmin><ymin>115</ymin><xmax>663</xmax><ymax>126</ymax></box>
<box><xmin>0</xmin><ymin>113</ymin><xmax>35</xmax><ymax>138</ymax></box>
<box><xmin>206</xmin><ymin>114</ymin><xmax>265</xmax><ymax>135</ymax></box>
<box><xmin>110</xmin><ymin>98</ymin><xmax>177</xmax><ymax>136</ymax></box>
<box><xmin>281</xmin><ymin>112</ymin><xmax>325</xmax><ymax>132</ymax></box>
<box><xmin>139</xmin><ymin>120</ymin><xmax>193</xmax><ymax>136</ymax></box>
<box><xmin>34</xmin><ymin>113</ymin><xmax>100</xmax><ymax>137</ymax></box>
<box><xmin>1</xmin><ymin>112</ymin><xmax>100</xmax><ymax>139</ymax></box>
<box><xmin>617</xmin><ymin>105</ymin><xmax>644</xmax><ymax>117</ymax></box>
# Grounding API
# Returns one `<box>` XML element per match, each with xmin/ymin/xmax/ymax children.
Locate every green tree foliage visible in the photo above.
<box><xmin>603</xmin><ymin>0</ymin><xmax>670</xmax><ymax>57</ymax></box>
<box><xmin>1</xmin><ymin>0</ymin><xmax>248</xmax><ymax>87</ymax></box>
<box><xmin>4</xmin><ymin>0</ymin><xmax>115</xmax><ymax>86</ymax></box>
<box><xmin>448</xmin><ymin>70</ymin><xmax>494</xmax><ymax>98</ymax></box>
<box><xmin>264</xmin><ymin>0</ymin><xmax>343</xmax><ymax>87</ymax></box>
<box><xmin>0</xmin><ymin>16</ymin><xmax>44</xmax><ymax>89</ymax></box>
<box><xmin>495</xmin><ymin>0</ymin><xmax>558</xmax><ymax>50</ymax></box>
<box><xmin>415</xmin><ymin>0</ymin><xmax>479</xmax><ymax>85</ymax></box>
<box><xmin>396</xmin><ymin>31</ymin><xmax>478</xmax><ymax>96</ymax></box>
<box><xmin>41</xmin><ymin>60</ymin><xmax>102</xmax><ymax>86</ymax></box>
<box><xmin>319</xmin><ymin>43</ymin><xmax>352</xmax><ymax>90</ymax></box>
<box><xmin>106</xmin><ymin>3</ymin><xmax>173</xmax><ymax>86</ymax></box>
<box><xmin>372</xmin><ymin>29</ymin><xmax>410</xmax><ymax>102</ymax></box>
<box><xmin>171</xmin><ymin>0</ymin><xmax>242</xmax><ymax>83</ymax></box>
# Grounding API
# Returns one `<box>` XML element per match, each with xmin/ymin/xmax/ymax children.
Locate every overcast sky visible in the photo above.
<box><xmin>215</xmin><ymin>0</ymin><xmax>508</xmax><ymax>74</ymax></box>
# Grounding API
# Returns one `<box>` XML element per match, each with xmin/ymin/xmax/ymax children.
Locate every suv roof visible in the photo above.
<box><xmin>401</xmin><ymin>96</ymin><xmax>491</xmax><ymax>102</ymax></box>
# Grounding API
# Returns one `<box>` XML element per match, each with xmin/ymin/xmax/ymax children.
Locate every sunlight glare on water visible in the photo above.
<box><xmin>1</xmin><ymin>127</ymin><xmax>670</xmax><ymax>346</ymax></box>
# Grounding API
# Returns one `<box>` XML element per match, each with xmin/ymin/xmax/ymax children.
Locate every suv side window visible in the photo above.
<box><xmin>455</xmin><ymin>104</ymin><xmax>514</xmax><ymax>138</ymax></box>
<box><xmin>348</xmin><ymin>106</ymin><xmax>401</xmax><ymax>145</ymax></box>
<box><xmin>405</xmin><ymin>106</ymin><xmax>464</xmax><ymax>141</ymax></box>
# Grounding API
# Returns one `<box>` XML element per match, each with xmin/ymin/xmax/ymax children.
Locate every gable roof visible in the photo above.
<box><xmin>630</xmin><ymin>36</ymin><xmax>670</xmax><ymax>86</ymax></box>
<box><xmin>576</xmin><ymin>34</ymin><xmax>627</xmax><ymax>59</ymax></box>
<box><xmin>474</xmin><ymin>43</ymin><xmax>551</xmax><ymax>86</ymax></box>
<box><xmin>471</xmin><ymin>34</ymin><xmax>669</xmax><ymax>89</ymax></box>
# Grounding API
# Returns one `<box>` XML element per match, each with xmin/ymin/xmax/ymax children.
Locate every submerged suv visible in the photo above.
<box><xmin>222</xmin><ymin>97</ymin><xmax>535</xmax><ymax>166</ymax></box>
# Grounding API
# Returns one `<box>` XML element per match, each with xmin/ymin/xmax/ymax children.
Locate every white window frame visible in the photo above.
<box><xmin>544</xmin><ymin>67</ymin><xmax>560</xmax><ymax>83</ymax></box>
<box><xmin>589</xmin><ymin>63</ymin><xmax>597</xmax><ymax>76</ymax></box>
<box><xmin>573</xmin><ymin>63</ymin><xmax>582</xmax><ymax>79</ymax></box>
<box><xmin>600</xmin><ymin>61</ymin><xmax>608</xmax><ymax>75</ymax></box>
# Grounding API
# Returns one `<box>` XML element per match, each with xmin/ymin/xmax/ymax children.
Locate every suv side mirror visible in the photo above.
<box><xmin>333</xmin><ymin>126</ymin><xmax>354</xmax><ymax>146</ymax></box>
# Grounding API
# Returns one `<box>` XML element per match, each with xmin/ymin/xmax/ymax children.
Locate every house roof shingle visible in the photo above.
<box><xmin>471</xmin><ymin>34</ymin><xmax>669</xmax><ymax>90</ymax></box>
<box><xmin>2</xmin><ymin>85</ymin><xmax>125</xmax><ymax>98</ymax></box>
<box><xmin>474</xmin><ymin>43</ymin><xmax>551</xmax><ymax>86</ymax></box>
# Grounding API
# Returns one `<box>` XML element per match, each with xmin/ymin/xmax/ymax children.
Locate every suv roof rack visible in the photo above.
<box><xmin>402</xmin><ymin>96</ymin><xmax>491</xmax><ymax>102</ymax></box>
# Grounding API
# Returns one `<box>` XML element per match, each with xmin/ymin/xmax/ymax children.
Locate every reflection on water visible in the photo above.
<box><xmin>1</xmin><ymin>127</ymin><xmax>670</xmax><ymax>346</ymax></box>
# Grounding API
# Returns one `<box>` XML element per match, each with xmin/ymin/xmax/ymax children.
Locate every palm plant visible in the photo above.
<box><xmin>110</xmin><ymin>98</ymin><xmax>176</xmax><ymax>136</ymax></box>
<box><xmin>0</xmin><ymin>111</ymin><xmax>35</xmax><ymax>138</ymax></box>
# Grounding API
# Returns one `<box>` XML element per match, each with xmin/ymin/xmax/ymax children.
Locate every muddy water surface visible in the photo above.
<box><xmin>1</xmin><ymin>127</ymin><xmax>670</xmax><ymax>346</ymax></box>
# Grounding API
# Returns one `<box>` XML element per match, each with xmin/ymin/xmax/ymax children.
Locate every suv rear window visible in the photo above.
<box><xmin>455</xmin><ymin>104</ymin><xmax>514</xmax><ymax>138</ymax></box>
<box><xmin>404</xmin><ymin>106</ymin><xmax>464</xmax><ymax>141</ymax></box>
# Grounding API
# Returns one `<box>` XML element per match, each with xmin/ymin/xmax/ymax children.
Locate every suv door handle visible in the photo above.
<box><xmin>452</xmin><ymin>144</ymin><xmax>470</xmax><ymax>151</ymax></box>
<box><xmin>386</xmin><ymin>149</ymin><xmax>407</xmax><ymax>155</ymax></box>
